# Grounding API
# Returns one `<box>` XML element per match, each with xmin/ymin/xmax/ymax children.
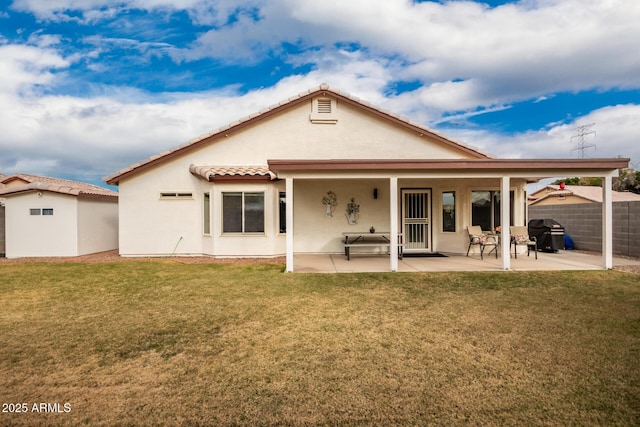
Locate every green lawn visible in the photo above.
<box><xmin>1</xmin><ymin>262</ymin><xmax>639</xmax><ymax>426</ymax></box>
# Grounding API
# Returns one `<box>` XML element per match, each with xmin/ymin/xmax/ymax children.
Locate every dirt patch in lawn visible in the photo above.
<box><xmin>0</xmin><ymin>249</ymin><xmax>285</xmax><ymax>265</ymax></box>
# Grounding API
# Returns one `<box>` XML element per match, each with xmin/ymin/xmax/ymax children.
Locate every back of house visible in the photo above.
<box><xmin>105</xmin><ymin>85</ymin><xmax>628</xmax><ymax>272</ymax></box>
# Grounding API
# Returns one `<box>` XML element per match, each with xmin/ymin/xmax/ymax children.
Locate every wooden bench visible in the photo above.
<box><xmin>343</xmin><ymin>232</ymin><xmax>404</xmax><ymax>261</ymax></box>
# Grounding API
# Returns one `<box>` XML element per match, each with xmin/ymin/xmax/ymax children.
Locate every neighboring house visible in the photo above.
<box><xmin>0</xmin><ymin>174</ymin><xmax>119</xmax><ymax>258</ymax></box>
<box><xmin>528</xmin><ymin>184</ymin><xmax>640</xmax><ymax>206</ymax></box>
<box><xmin>105</xmin><ymin>85</ymin><xmax>628</xmax><ymax>271</ymax></box>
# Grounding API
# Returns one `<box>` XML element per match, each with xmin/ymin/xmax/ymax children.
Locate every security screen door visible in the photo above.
<box><xmin>401</xmin><ymin>189</ymin><xmax>431</xmax><ymax>252</ymax></box>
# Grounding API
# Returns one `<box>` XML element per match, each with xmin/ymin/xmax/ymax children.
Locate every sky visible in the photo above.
<box><xmin>1</xmin><ymin>0</ymin><xmax>639</xmax><ymax>190</ymax></box>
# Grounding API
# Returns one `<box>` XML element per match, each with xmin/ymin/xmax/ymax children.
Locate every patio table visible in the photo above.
<box><xmin>342</xmin><ymin>232</ymin><xmax>404</xmax><ymax>260</ymax></box>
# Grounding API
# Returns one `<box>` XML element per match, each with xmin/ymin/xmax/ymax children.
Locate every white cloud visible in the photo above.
<box><xmin>2</xmin><ymin>1</ymin><xmax>640</xmax><ymax>186</ymax></box>
<box><xmin>156</xmin><ymin>0</ymin><xmax>640</xmax><ymax>115</ymax></box>
<box><xmin>449</xmin><ymin>104</ymin><xmax>640</xmax><ymax>163</ymax></box>
<box><xmin>0</xmin><ymin>44</ymin><xmax>69</xmax><ymax>95</ymax></box>
<box><xmin>10</xmin><ymin>0</ymin><xmax>259</xmax><ymax>24</ymax></box>
<box><xmin>11</xmin><ymin>1</ymin><xmax>640</xmax><ymax>100</ymax></box>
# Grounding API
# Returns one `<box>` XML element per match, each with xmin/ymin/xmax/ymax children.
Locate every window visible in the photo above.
<box><xmin>279</xmin><ymin>192</ymin><xmax>286</xmax><ymax>233</ymax></box>
<box><xmin>222</xmin><ymin>192</ymin><xmax>264</xmax><ymax>233</ymax></box>
<box><xmin>203</xmin><ymin>193</ymin><xmax>211</xmax><ymax>235</ymax></box>
<box><xmin>442</xmin><ymin>191</ymin><xmax>456</xmax><ymax>232</ymax></box>
<box><xmin>160</xmin><ymin>192</ymin><xmax>193</xmax><ymax>199</ymax></box>
<box><xmin>30</xmin><ymin>208</ymin><xmax>53</xmax><ymax>215</ymax></box>
<box><xmin>471</xmin><ymin>190</ymin><xmax>514</xmax><ymax>231</ymax></box>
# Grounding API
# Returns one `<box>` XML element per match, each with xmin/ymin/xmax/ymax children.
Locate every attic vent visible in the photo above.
<box><xmin>310</xmin><ymin>97</ymin><xmax>338</xmax><ymax>124</ymax></box>
<box><xmin>317</xmin><ymin>99</ymin><xmax>332</xmax><ymax>114</ymax></box>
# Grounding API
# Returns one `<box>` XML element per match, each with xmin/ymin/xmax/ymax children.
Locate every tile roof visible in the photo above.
<box><xmin>105</xmin><ymin>84</ymin><xmax>491</xmax><ymax>185</ymax></box>
<box><xmin>189</xmin><ymin>165</ymin><xmax>277</xmax><ymax>181</ymax></box>
<box><xmin>530</xmin><ymin>184</ymin><xmax>640</xmax><ymax>204</ymax></box>
<box><xmin>0</xmin><ymin>173</ymin><xmax>118</xmax><ymax>199</ymax></box>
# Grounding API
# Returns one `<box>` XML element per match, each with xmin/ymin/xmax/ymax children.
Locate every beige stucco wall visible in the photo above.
<box><xmin>119</xmin><ymin>172</ymin><xmax>528</xmax><ymax>256</ymax></box>
<box><xmin>189</xmin><ymin>99</ymin><xmax>478</xmax><ymax>165</ymax></box>
<box><xmin>5</xmin><ymin>192</ymin><xmax>118</xmax><ymax>258</ymax></box>
<box><xmin>77</xmin><ymin>198</ymin><xmax>119</xmax><ymax>255</ymax></box>
<box><xmin>117</xmin><ymin>172</ymin><xmax>204</xmax><ymax>256</ymax></box>
<box><xmin>5</xmin><ymin>192</ymin><xmax>78</xmax><ymax>257</ymax></box>
<box><xmin>118</xmin><ymin>174</ymin><xmax>286</xmax><ymax>257</ymax></box>
<box><xmin>290</xmin><ymin>177</ymin><xmax>528</xmax><ymax>255</ymax></box>
<box><xmin>292</xmin><ymin>179</ymin><xmax>390</xmax><ymax>254</ymax></box>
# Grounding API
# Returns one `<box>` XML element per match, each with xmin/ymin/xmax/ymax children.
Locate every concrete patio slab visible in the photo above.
<box><xmin>293</xmin><ymin>250</ymin><xmax>640</xmax><ymax>273</ymax></box>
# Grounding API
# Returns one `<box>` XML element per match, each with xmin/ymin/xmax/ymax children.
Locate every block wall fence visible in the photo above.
<box><xmin>529</xmin><ymin>201</ymin><xmax>640</xmax><ymax>258</ymax></box>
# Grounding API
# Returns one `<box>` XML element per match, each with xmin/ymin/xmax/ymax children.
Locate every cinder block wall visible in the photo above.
<box><xmin>529</xmin><ymin>201</ymin><xmax>640</xmax><ymax>257</ymax></box>
<box><xmin>0</xmin><ymin>205</ymin><xmax>5</xmax><ymax>257</ymax></box>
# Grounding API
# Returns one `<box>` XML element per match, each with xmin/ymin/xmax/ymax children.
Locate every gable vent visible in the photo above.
<box><xmin>310</xmin><ymin>97</ymin><xmax>338</xmax><ymax>124</ymax></box>
<box><xmin>317</xmin><ymin>99</ymin><xmax>332</xmax><ymax>114</ymax></box>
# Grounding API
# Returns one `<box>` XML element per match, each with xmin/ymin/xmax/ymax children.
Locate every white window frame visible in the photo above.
<box><xmin>203</xmin><ymin>192</ymin><xmax>211</xmax><ymax>235</ymax></box>
<box><xmin>221</xmin><ymin>191</ymin><xmax>265</xmax><ymax>235</ymax></box>
<box><xmin>442</xmin><ymin>191</ymin><xmax>456</xmax><ymax>233</ymax></box>
<box><xmin>160</xmin><ymin>192</ymin><xmax>193</xmax><ymax>200</ymax></box>
<box><xmin>278</xmin><ymin>191</ymin><xmax>286</xmax><ymax>234</ymax></box>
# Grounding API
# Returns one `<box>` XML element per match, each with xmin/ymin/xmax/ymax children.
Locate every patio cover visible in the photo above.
<box><xmin>268</xmin><ymin>157</ymin><xmax>629</xmax><ymax>272</ymax></box>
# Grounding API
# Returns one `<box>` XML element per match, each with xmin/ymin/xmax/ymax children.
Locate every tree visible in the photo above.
<box><xmin>552</xmin><ymin>177</ymin><xmax>601</xmax><ymax>186</ymax></box>
<box><xmin>553</xmin><ymin>168</ymin><xmax>639</xmax><ymax>194</ymax></box>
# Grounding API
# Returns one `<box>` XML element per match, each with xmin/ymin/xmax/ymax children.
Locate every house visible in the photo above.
<box><xmin>105</xmin><ymin>85</ymin><xmax>628</xmax><ymax>271</ymax></box>
<box><xmin>528</xmin><ymin>184</ymin><xmax>640</xmax><ymax>206</ymax></box>
<box><xmin>0</xmin><ymin>174</ymin><xmax>119</xmax><ymax>258</ymax></box>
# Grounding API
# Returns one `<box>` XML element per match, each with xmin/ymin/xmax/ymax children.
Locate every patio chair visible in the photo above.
<box><xmin>509</xmin><ymin>226</ymin><xmax>538</xmax><ymax>259</ymax></box>
<box><xmin>466</xmin><ymin>226</ymin><xmax>498</xmax><ymax>260</ymax></box>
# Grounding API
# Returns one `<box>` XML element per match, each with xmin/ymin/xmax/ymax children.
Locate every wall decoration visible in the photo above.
<box><xmin>346</xmin><ymin>197</ymin><xmax>360</xmax><ymax>225</ymax></box>
<box><xmin>321</xmin><ymin>191</ymin><xmax>337</xmax><ymax>218</ymax></box>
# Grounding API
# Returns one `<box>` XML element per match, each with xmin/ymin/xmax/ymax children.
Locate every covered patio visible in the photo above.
<box><xmin>271</xmin><ymin>158</ymin><xmax>630</xmax><ymax>272</ymax></box>
<box><xmin>294</xmin><ymin>250</ymin><xmax>640</xmax><ymax>273</ymax></box>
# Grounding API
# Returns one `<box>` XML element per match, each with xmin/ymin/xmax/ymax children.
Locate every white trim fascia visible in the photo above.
<box><xmin>602</xmin><ymin>177</ymin><xmax>613</xmax><ymax>269</ymax></box>
<box><xmin>286</xmin><ymin>178</ymin><xmax>294</xmax><ymax>272</ymax></box>
<box><xmin>390</xmin><ymin>177</ymin><xmax>399</xmax><ymax>272</ymax></box>
<box><xmin>500</xmin><ymin>176</ymin><xmax>511</xmax><ymax>270</ymax></box>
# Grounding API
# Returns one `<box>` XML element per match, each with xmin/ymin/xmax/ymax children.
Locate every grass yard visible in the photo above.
<box><xmin>1</xmin><ymin>261</ymin><xmax>639</xmax><ymax>426</ymax></box>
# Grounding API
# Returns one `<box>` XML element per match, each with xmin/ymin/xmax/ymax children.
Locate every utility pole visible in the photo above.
<box><xmin>570</xmin><ymin>123</ymin><xmax>596</xmax><ymax>158</ymax></box>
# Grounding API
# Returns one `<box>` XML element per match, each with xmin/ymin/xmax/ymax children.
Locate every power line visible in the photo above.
<box><xmin>570</xmin><ymin>123</ymin><xmax>596</xmax><ymax>158</ymax></box>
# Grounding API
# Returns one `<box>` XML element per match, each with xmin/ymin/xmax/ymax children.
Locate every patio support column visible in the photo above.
<box><xmin>285</xmin><ymin>178</ymin><xmax>294</xmax><ymax>272</ymax></box>
<box><xmin>390</xmin><ymin>177</ymin><xmax>399</xmax><ymax>272</ymax></box>
<box><xmin>602</xmin><ymin>176</ymin><xmax>613</xmax><ymax>269</ymax></box>
<box><xmin>500</xmin><ymin>176</ymin><xmax>511</xmax><ymax>270</ymax></box>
